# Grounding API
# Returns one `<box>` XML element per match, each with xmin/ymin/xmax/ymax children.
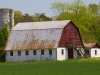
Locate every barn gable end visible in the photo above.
<box><xmin>58</xmin><ymin>21</ymin><xmax>84</xmax><ymax>48</ymax></box>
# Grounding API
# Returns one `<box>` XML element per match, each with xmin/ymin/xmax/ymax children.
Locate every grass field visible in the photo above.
<box><xmin>0</xmin><ymin>59</ymin><xmax>100</xmax><ymax>75</ymax></box>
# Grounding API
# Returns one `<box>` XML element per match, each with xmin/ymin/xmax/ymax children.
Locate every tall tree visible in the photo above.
<box><xmin>14</xmin><ymin>10</ymin><xmax>23</xmax><ymax>25</ymax></box>
<box><xmin>0</xmin><ymin>24</ymin><xmax>9</xmax><ymax>61</ymax></box>
<box><xmin>51</xmin><ymin>2</ymin><xmax>67</xmax><ymax>15</ymax></box>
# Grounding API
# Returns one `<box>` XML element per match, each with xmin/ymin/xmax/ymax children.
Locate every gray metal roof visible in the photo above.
<box><xmin>5</xmin><ymin>20</ymin><xmax>71</xmax><ymax>50</ymax></box>
<box><xmin>12</xmin><ymin>20</ymin><xmax>71</xmax><ymax>30</ymax></box>
<box><xmin>5</xmin><ymin>29</ymin><xmax>63</xmax><ymax>50</ymax></box>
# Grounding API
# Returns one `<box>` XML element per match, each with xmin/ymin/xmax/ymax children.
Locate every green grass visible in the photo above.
<box><xmin>0</xmin><ymin>59</ymin><xmax>100</xmax><ymax>75</ymax></box>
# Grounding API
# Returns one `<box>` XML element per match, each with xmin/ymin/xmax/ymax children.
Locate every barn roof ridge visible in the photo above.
<box><xmin>12</xmin><ymin>20</ymin><xmax>71</xmax><ymax>30</ymax></box>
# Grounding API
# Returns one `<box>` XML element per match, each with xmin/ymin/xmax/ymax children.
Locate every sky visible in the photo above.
<box><xmin>0</xmin><ymin>0</ymin><xmax>100</xmax><ymax>17</ymax></box>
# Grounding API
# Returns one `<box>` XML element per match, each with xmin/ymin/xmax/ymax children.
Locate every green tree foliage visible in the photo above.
<box><xmin>51</xmin><ymin>0</ymin><xmax>100</xmax><ymax>44</ymax></box>
<box><xmin>14</xmin><ymin>11</ymin><xmax>52</xmax><ymax>25</ymax></box>
<box><xmin>0</xmin><ymin>24</ymin><xmax>9</xmax><ymax>61</ymax></box>
<box><xmin>33</xmin><ymin>13</ymin><xmax>52</xmax><ymax>22</ymax></box>
<box><xmin>14</xmin><ymin>10</ymin><xmax>23</xmax><ymax>25</ymax></box>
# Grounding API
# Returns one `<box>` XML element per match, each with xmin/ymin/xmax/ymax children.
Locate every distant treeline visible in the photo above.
<box><xmin>14</xmin><ymin>12</ymin><xmax>52</xmax><ymax>25</ymax></box>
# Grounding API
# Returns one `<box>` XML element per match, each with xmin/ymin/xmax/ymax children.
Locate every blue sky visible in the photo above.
<box><xmin>0</xmin><ymin>0</ymin><xmax>100</xmax><ymax>17</ymax></box>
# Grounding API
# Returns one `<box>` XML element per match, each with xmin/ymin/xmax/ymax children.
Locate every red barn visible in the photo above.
<box><xmin>5</xmin><ymin>20</ymin><xmax>84</xmax><ymax>62</ymax></box>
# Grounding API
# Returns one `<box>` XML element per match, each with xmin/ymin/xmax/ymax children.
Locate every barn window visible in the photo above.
<box><xmin>33</xmin><ymin>50</ymin><xmax>36</xmax><ymax>55</ymax></box>
<box><xmin>41</xmin><ymin>50</ymin><xmax>44</xmax><ymax>55</ymax></box>
<box><xmin>49</xmin><ymin>49</ymin><xmax>52</xmax><ymax>55</ymax></box>
<box><xmin>10</xmin><ymin>51</ymin><xmax>13</xmax><ymax>56</ymax></box>
<box><xmin>75</xmin><ymin>31</ymin><xmax>77</xmax><ymax>36</ymax></box>
<box><xmin>95</xmin><ymin>50</ymin><xmax>97</xmax><ymax>55</ymax></box>
<box><xmin>18</xmin><ymin>51</ymin><xmax>21</xmax><ymax>56</ymax></box>
<box><xmin>62</xmin><ymin>49</ymin><xmax>64</xmax><ymax>54</ymax></box>
<box><xmin>26</xmin><ymin>50</ymin><xmax>29</xmax><ymax>55</ymax></box>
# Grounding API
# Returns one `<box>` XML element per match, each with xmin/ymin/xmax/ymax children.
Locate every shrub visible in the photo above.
<box><xmin>0</xmin><ymin>24</ymin><xmax>9</xmax><ymax>61</ymax></box>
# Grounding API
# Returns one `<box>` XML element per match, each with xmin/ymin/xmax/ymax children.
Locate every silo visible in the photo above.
<box><xmin>0</xmin><ymin>8</ymin><xmax>14</xmax><ymax>30</ymax></box>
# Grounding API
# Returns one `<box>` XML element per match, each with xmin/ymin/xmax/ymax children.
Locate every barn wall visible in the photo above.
<box><xmin>57</xmin><ymin>48</ymin><xmax>67</xmax><ymax>60</ymax></box>
<box><xmin>90</xmin><ymin>48</ymin><xmax>100</xmax><ymax>58</ymax></box>
<box><xmin>57</xmin><ymin>47</ymin><xmax>78</xmax><ymax>60</ymax></box>
<box><xmin>6</xmin><ymin>49</ymin><xmax>57</xmax><ymax>62</ymax></box>
<box><xmin>65</xmin><ymin>48</ymin><xmax>68</xmax><ymax>60</ymax></box>
<box><xmin>73</xmin><ymin>49</ymin><xmax>78</xmax><ymax>58</ymax></box>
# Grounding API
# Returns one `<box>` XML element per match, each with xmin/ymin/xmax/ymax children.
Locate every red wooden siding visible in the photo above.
<box><xmin>58</xmin><ymin>21</ymin><xmax>83</xmax><ymax>48</ymax></box>
<box><xmin>93</xmin><ymin>44</ymin><xmax>100</xmax><ymax>48</ymax></box>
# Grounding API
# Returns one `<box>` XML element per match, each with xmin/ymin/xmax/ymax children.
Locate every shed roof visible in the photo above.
<box><xmin>84</xmin><ymin>43</ymin><xmax>96</xmax><ymax>48</ymax></box>
<box><xmin>5</xmin><ymin>20</ymin><xmax>71</xmax><ymax>50</ymax></box>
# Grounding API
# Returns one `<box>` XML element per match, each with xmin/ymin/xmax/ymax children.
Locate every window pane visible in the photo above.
<box><xmin>33</xmin><ymin>50</ymin><xmax>36</xmax><ymax>55</ymax></box>
<box><xmin>62</xmin><ymin>49</ymin><xmax>64</xmax><ymax>54</ymax></box>
<box><xmin>49</xmin><ymin>49</ymin><xmax>52</xmax><ymax>54</ymax></box>
<box><xmin>26</xmin><ymin>51</ymin><xmax>29</xmax><ymax>55</ymax></box>
<box><xmin>10</xmin><ymin>51</ymin><xmax>13</xmax><ymax>56</ymax></box>
<box><xmin>41</xmin><ymin>50</ymin><xmax>44</xmax><ymax>55</ymax></box>
<box><xmin>95</xmin><ymin>50</ymin><xmax>97</xmax><ymax>55</ymax></box>
<box><xmin>18</xmin><ymin>51</ymin><xmax>21</xmax><ymax>56</ymax></box>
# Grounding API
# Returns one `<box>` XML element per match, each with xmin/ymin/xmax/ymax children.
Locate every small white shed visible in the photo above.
<box><xmin>84</xmin><ymin>43</ymin><xmax>100</xmax><ymax>58</ymax></box>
